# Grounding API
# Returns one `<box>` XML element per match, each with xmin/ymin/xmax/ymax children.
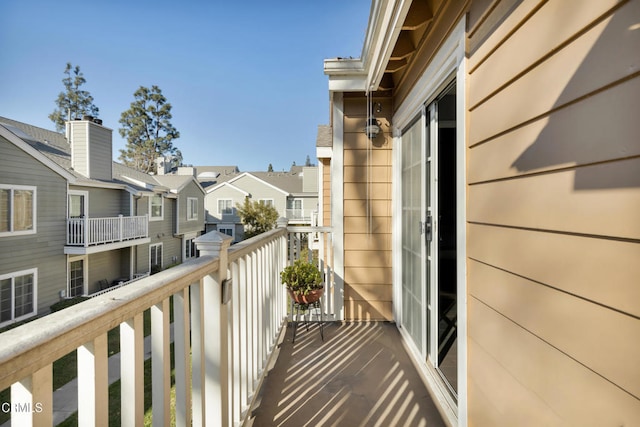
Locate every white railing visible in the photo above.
<box><xmin>286</xmin><ymin>225</ymin><xmax>337</xmax><ymax>320</ymax></box>
<box><xmin>89</xmin><ymin>273</ymin><xmax>151</xmax><ymax>298</ymax></box>
<box><xmin>67</xmin><ymin>215</ymin><xmax>148</xmax><ymax>246</ymax></box>
<box><xmin>285</xmin><ymin>209</ymin><xmax>314</xmax><ymax>223</ymax></box>
<box><xmin>0</xmin><ymin>226</ymin><xmax>288</xmax><ymax>426</ymax></box>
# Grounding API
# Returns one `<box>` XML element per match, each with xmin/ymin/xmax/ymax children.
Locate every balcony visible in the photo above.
<box><xmin>65</xmin><ymin>215</ymin><xmax>150</xmax><ymax>254</ymax></box>
<box><xmin>0</xmin><ymin>224</ymin><xmax>443</xmax><ymax>426</ymax></box>
<box><xmin>285</xmin><ymin>208</ymin><xmax>315</xmax><ymax>224</ymax></box>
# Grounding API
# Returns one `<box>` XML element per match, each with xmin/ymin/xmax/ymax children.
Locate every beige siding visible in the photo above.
<box><xmin>467</xmin><ymin>0</ymin><xmax>640</xmax><ymax>425</ymax></box>
<box><xmin>342</xmin><ymin>96</ymin><xmax>393</xmax><ymax>320</ymax></box>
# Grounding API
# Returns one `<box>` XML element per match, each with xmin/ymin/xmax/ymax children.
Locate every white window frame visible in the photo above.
<box><xmin>150</xmin><ymin>242</ymin><xmax>163</xmax><ymax>273</ymax></box>
<box><xmin>67</xmin><ymin>255</ymin><xmax>87</xmax><ymax>297</ymax></box>
<box><xmin>259</xmin><ymin>198</ymin><xmax>274</xmax><ymax>207</ymax></box>
<box><xmin>68</xmin><ymin>190</ymin><xmax>88</xmax><ymax>219</ymax></box>
<box><xmin>217</xmin><ymin>199</ymin><xmax>233</xmax><ymax>215</ymax></box>
<box><xmin>149</xmin><ymin>194</ymin><xmax>164</xmax><ymax>221</ymax></box>
<box><xmin>187</xmin><ymin>197</ymin><xmax>198</xmax><ymax>221</ymax></box>
<box><xmin>184</xmin><ymin>233</ymin><xmax>198</xmax><ymax>259</ymax></box>
<box><xmin>217</xmin><ymin>225</ymin><xmax>235</xmax><ymax>241</ymax></box>
<box><xmin>0</xmin><ymin>268</ymin><xmax>38</xmax><ymax>327</ymax></box>
<box><xmin>0</xmin><ymin>184</ymin><xmax>37</xmax><ymax>236</ymax></box>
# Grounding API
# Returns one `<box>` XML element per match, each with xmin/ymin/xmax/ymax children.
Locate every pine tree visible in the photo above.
<box><xmin>118</xmin><ymin>85</ymin><xmax>182</xmax><ymax>173</ymax></box>
<box><xmin>49</xmin><ymin>63</ymin><xmax>99</xmax><ymax>132</ymax></box>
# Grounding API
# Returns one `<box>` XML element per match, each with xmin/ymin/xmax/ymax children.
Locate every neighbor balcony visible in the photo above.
<box><xmin>0</xmin><ymin>223</ymin><xmax>444</xmax><ymax>426</ymax></box>
<box><xmin>65</xmin><ymin>215</ymin><xmax>150</xmax><ymax>254</ymax></box>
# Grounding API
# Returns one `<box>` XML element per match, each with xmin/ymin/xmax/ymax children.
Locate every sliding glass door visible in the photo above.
<box><xmin>400</xmin><ymin>81</ymin><xmax>458</xmax><ymax>397</ymax></box>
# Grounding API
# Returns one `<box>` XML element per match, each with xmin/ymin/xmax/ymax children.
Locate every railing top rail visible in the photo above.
<box><xmin>286</xmin><ymin>225</ymin><xmax>332</xmax><ymax>233</ymax></box>
<box><xmin>227</xmin><ymin>227</ymin><xmax>287</xmax><ymax>262</ymax></box>
<box><xmin>0</xmin><ymin>255</ymin><xmax>219</xmax><ymax>391</ymax></box>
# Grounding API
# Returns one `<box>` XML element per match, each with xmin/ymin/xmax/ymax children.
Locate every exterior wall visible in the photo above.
<box><xmin>86</xmin><ymin>249</ymin><xmax>128</xmax><ymax>294</ymax></box>
<box><xmin>0</xmin><ymin>137</ymin><xmax>67</xmax><ymax>318</ymax></box>
<box><xmin>232</xmin><ymin>175</ymin><xmax>288</xmax><ymax>217</ymax></box>
<box><xmin>204</xmin><ymin>185</ymin><xmax>245</xmax><ymax>224</ymax></box>
<box><xmin>466</xmin><ymin>0</ymin><xmax>640</xmax><ymax>425</ymax></box>
<box><xmin>341</xmin><ymin>95</ymin><xmax>393</xmax><ymax>320</ymax></box>
<box><xmin>175</xmin><ymin>180</ymin><xmax>205</xmax><ymax>236</ymax></box>
<box><xmin>70</xmin><ymin>185</ymin><xmax>126</xmax><ymax>217</ymax></box>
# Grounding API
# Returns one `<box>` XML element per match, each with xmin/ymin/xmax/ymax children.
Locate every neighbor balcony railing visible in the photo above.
<box><xmin>285</xmin><ymin>208</ymin><xmax>315</xmax><ymax>223</ymax></box>
<box><xmin>0</xmin><ymin>221</ymin><xmax>334</xmax><ymax>426</ymax></box>
<box><xmin>66</xmin><ymin>215</ymin><xmax>148</xmax><ymax>246</ymax></box>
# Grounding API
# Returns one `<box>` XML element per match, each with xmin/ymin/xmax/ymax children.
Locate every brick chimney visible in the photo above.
<box><xmin>67</xmin><ymin>117</ymin><xmax>113</xmax><ymax>180</ymax></box>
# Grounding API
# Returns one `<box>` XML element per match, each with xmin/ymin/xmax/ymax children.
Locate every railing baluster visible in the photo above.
<box><xmin>120</xmin><ymin>313</ymin><xmax>145</xmax><ymax>426</ymax></box>
<box><xmin>78</xmin><ymin>334</ymin><xmax>108</xmax><ymax>425</ymax></box>
<box><xmin>190</xmin><ymin>280</ymin><xmax>205</xmax><ymax>426</ymax></box>
<box><xmin>173</xmin><ymin>287</ymin><xmax>192</xmax><ymax>427</ymax></box>
<box><xmin>238</xmin><ymin>255</ymin><xmax>249</xmax><ymax>411</ymax></box>
<box><xmin>231</xmin><ymin>260</ymin><xmax>241</xmax><ymax>425</ymax></box>
<box><xmin>11</xmin><ymin>364</ymin><xmax>52</xmax><ymax>426</ymax></box>
<box><xmin>151</xmin><ymin>298</ymin><xmax>171</xmax><ymax>425</ymax></box>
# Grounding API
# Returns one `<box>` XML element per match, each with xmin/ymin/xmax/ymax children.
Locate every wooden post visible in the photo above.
<box><xmin>195</xmin><ymin>231</ymin><xmax>232</xmax><ymax>427</ymax></box>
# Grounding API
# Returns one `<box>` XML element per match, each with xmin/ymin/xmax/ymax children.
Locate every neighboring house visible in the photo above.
<box><xmin>175</xmin><ymin>165</ymin><xmax>319</xmax><ymax>242</ymax></box>
<box><xmin>0</xmin><ymin>116</ymin><xmax>205</xmax><ymax>326</ymax></box>
<box><xmin>321</xmin><ymin>1</ymin><xmax>639</xmax><ymax>426</ymax></box>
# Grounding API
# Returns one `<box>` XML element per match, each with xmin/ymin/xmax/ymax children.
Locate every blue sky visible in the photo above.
<box><xmin>0</xmin><ymin>0</ymin><xmax>370</xmax><ymax>172</ymax></box>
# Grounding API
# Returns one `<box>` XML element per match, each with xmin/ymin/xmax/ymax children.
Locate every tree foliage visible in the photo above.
<box><xmin>49</xmin><ymin>63</ymin><xmax>99</xmax><ymax>132</ymax></box>
<box><xmin>118</xmin><ymin>85</ymin><xmax>182</xmax><ymax>173</ymax></box>
<box><xmin>236</xmin><ymin>198</ymin><xmax>279</xmax><ymax>239</ymax></box>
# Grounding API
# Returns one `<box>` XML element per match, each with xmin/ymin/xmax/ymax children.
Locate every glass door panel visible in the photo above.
<box><xmin>401</xmin><ymin>118</ymin><xmax>424</xmax><ymax>353</ymax></box>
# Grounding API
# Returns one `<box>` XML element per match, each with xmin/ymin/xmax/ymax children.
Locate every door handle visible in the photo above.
<box><xmin>425</xmin><ymin>215</ymin><xmax>432</xmax><ymax>242</ymax></box>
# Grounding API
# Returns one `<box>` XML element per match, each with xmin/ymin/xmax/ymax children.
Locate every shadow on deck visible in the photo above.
<box><xmin>247</xmin><ymin>322</ymin><xmax>447</xmax><ymax>427</ymax></box>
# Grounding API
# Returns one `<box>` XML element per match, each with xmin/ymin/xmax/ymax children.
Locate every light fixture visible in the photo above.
<box><xmin>365</xmin><ymin>102</ymin><xmax>382</xmax><ymax>140</ymax></box>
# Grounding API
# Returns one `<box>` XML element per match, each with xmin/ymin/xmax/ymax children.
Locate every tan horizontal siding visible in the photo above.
<box><xmin>469</xmin><ymin>0</ymin><xmax>640</xmax><ymax>145</ymax></box>
<box><xmin>467</xmin><ymin>223</ymin><xmax>640</xmax><ymax>318</ymax></box>
<box><xmin>342</xmin><ymin>96</ymin><xmax>393</xmax><ymax>321</ymax></box>
<box><xmin>469</xmin><ymin>259</ymin><xmax>640</xmax><ymax>398</ymax></box>
<box><xmin>468</xmin><ymin>158</ymin><xmax>640</xmax><ymax>239</ymax></box>
<box><xmin>469</xmin><ymin>298</ymin><xmax>640</xmax><ymax>425</ymax></box>
<box><xmin>468</xmin><ymin>76</ymin><xmax>640</xmax><ymax>183</ymax></box>
<box><xmin>344</xmin><ymin>266</ymin><xmax>392</xmax><ymax>285</ymax></box>
<box><xmin>469</xmin><ymin>0</ymin><xmax>624</xmax><ymax>106</ymax></box>
<box><xmin>466</xmin><ymin>0</ymin><xmax>639</xmax><ymax>424</ymax></box>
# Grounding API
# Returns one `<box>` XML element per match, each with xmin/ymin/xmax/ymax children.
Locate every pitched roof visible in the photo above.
<box><xmin>0</xmin><ymin>116</ymin><xmax>197</xmax><ymax>195</ymax></box>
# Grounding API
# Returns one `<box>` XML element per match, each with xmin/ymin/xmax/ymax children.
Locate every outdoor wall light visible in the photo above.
<box><xmin>365</xmin><ymin>117</ymin><xmax>381</xmax><ymax>139</ymax></box>
<box><xmin>365</xmin><ymin>102</ymin><xmax>382</xmax><ymax>140</ymax></box>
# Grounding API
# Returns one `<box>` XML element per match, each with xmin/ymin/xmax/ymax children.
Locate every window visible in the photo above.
<box><xmin>185</xmin><ymin>237</ymin><xmax>197</xmax><ymax>259</ymax></box>
<box><xmin>68</xmin><ymin>258</ymin><xmax>85</xmax><ymax>297</ymax></box>
<box><xmin>187</xmin><ymin>197</ymin><xmax>198</xmax><ymax>221</ymax></box>
<box><xmin>150</xmin><ymin>194</ymin><xmax>163</xmax><ymax>220</ymax></box>
<box><xmin>150</xmin><ymin>243</ymin><xmax>163</xmax><ymax>274</ymax></box>
<box><xmin>218</xmin><ymin>199</ymin><xmax>233</xmax><ymax>215</ymax></box>
<box><xmin>68</xmin><ymin>192</ymin><xmax>87</xmax><ymax>218</ymax></box>
<box><xmin>259</xmin><ymin>199</ymin><xmax>274</xmax><ymax>207</ymax></box>
<box><xmin>0</xmin><ymin>185</ymin><xmax>36</xmax><ymax>236</ymax></box>
<box><xmin>0</xmin><ymin>269</ymin><xmax>37</xmax><ymax>326</ymax></box>
<box><xmin>217</xmin><ymin>225</ymin><xmax>234</xmax><ymax>240</ymax></box>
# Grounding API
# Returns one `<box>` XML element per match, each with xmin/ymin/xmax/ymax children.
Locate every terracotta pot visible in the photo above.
<box><xmin>288</xmin><ymin>287</ymin><xmax>324</xmax><ymax>304</ymax></box>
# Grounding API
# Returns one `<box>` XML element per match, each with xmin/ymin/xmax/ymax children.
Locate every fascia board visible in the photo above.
<box><xmin>206</xmin><ymin>181</ymin><xmax>250</xmax><ymax>197</ymax></box>
<box><xmin>0</xmin><ymin>124</ymin><xmax>76</xmax><ymax>182</ymax></box>
<box><xmin>228</xmin><ymin>172</ymin><xmax>290</xmax><ymax>197</ymax></box>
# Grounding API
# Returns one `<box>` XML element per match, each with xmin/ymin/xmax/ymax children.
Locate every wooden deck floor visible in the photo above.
<box><xmin>247</xmin><ymin>321</ymin><xmax>447</xmax><ymax>427</ymax></box>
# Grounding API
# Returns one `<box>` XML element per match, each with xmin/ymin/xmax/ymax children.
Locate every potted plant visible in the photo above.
<box><xmin>280</xmin><ymin>259</ymin><xmax>324</xmax><ymax>304</ymax></box>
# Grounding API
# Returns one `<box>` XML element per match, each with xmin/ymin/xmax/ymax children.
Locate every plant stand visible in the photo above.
<box><xmin>290</xmin><ymin>299</ymin><xmax>324</xmax><ymax>344</ymax></box>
